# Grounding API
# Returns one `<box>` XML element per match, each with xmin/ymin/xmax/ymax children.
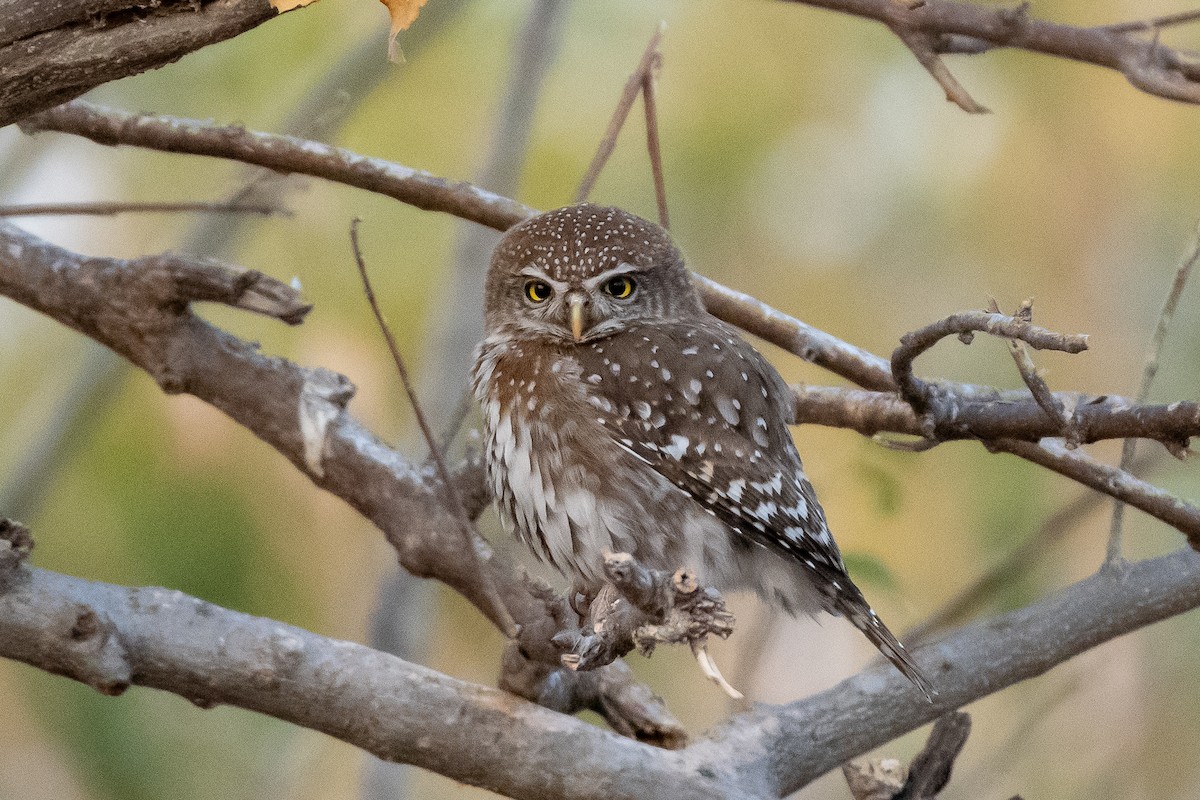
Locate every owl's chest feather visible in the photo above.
<box><xmin>473</xmin><ymin>337</ymin><xmax>662</xmax><ymax>583</ymax></box>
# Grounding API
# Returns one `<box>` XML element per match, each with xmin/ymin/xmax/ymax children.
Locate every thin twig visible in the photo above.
<box><xmin>990</xmin><ymin>298</ymin><xmax>1071</xmax><ymax>435</ymax></box>
<box><xmin>640</xmin><ymin>21</ymin><xmax>670</xmax><ymax>229</ymax></box>
<box><xmin>888</xmin><ymin>23</ymin><xmax>989</xmax><ymax>113</ymax></box>
<box><xmin>1105</xmin><ymin>223</ymin><xmax>1200</xmax><ymax>566</ymax></box>
<box><xmin>1101</xmin><ymin>9</ymin><xmax>1200</xmax><ymax>34</ymax></box>
<box><xmin>574</xmin><ymin>24</ymin><xmax>666</xmax><ymax>203</ymax></box>
<box><xmin>0</xmin><ymin>200</ymin><xmax>288</xmax><ymax>217</ymax></box>
<box><xmin>349</xmin><ymin>219</ymin><xmax>517</xmax><ymax>637</ymax></box>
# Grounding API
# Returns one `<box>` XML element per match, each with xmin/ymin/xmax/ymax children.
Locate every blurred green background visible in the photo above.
<box><xmin>3</xmin><ymin>1</ymin><xmax>1200</xmax><ymax>798</ymax></box>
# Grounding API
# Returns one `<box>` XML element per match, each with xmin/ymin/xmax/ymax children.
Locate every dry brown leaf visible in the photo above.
<box><xmin>381</xmin><ymin>0</ymin><xmax>428</xmax><ymax>62</ymax></box>
<box><xmin>269</xmin><ymin>0</ymin><xmax>319</xmax><ymax>13</ymax></box>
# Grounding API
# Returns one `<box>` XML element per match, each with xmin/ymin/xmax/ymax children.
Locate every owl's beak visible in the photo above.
<box><xmin>567</xmin><ymin>293</ymin><xmax>587</xmax><ymax>342</ymax></box>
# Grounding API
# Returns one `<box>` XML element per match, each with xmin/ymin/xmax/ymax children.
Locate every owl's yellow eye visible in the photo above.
<box><xmin>524</xmin><ymin>279</ymin><xmax>552</xmax><ymax>303</ymax></box>
<box><xmin>603</xmin><ymin>275</ymin><xmax>636</xmax><ymax>299</ymax></box>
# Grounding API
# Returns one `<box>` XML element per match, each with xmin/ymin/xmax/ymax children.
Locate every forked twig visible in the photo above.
<box><xmin>888</xmin><ymin>23</ymin><xmax>989</xmax><ymax>113</ymax></box>
<box><xmin>989</xmin><ymin>298</ymin><xmax>1072</xmax><ymax>436</ymax></box>
<box><xmin>574</xmin><ymin>23</ymin><xmax>667</xmax><ymax>206</ymax></box>
<box><xmin>349</xmin><ymin>219</ymin><xmax>517</xmax><ymax>636</ymax></box>
<box><xmin>891</xmin><ymin>310</ymin><xmax>1089</xmax><ymax>415</ymax></box>
<box><xmin>1106</xmin><ymin>222</ymin><xmax>1200</xmax><ymax>565</ymax></box>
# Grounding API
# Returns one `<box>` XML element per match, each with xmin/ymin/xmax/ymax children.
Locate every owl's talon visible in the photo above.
<box><xmin>693</xmin><ymin>644</ymin><xmax>743</xmax><ymax>700</ymax></box>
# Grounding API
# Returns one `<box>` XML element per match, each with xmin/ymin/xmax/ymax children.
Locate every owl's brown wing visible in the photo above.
<box><xmin>570</xmin><ymin>318</ymin><xmax>847</xmax><ymax>575</ymax></box>
<box><xmin>571</xmin><ymin>318</ymin><xmax>936</xmax><ymax>700</ymax></box>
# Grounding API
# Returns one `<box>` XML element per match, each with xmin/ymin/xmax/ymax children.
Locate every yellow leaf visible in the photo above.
<box><xmin>270</xmin><ymin>0</ymin><xmax>318</xmax><ymax>12</ymax></box>
<box><xmin>380</xmin><ymin>0</ymin><xmax>428</xmax><ymax>62</ymax></box>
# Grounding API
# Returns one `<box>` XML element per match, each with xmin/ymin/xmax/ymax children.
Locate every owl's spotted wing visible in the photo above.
<box><xmin>573</xmin><ymin>317</ymin><xmax>936</xmax><ymax>700</ymax></box>
<box><xmin>572</xmin><ymin>318</ymin><xmax>844</xmax><ymax>573</ymax></box>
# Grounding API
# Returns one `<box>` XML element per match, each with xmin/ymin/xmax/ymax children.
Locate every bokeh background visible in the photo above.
<box><xmin>3</xmin><ymin>1</ymin><xmax>1200</xmax><ymax>798</ymax></box>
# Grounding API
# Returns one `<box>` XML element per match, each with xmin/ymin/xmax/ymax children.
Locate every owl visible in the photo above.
<box><xmin>471</xmin><ymin>203</ymin><xmax>933</xmax><ymax>699</ymax></box>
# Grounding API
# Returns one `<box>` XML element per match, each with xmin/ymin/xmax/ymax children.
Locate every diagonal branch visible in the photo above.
<box><xmin>5</xmin><ymin>515</ymin><xmax>1200</xmax><ymax>798</ymax></box>
<box><xmin>19</xmin><ymin>102</ymin><xmax>537</xmax><ymax>233</ymax></box>
<box><xmin>574</xmin><ymin>24</ymin><xmax>666</xmax><ymax>204</ymax></box>
<box><xmin>887</xmin><ymin>21</ymin><xmax>989</xmax><ymax>113</ymax></box>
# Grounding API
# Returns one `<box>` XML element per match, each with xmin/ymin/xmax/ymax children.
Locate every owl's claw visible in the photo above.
<box><xmin>569</xmin><ymin>585</ymin><xmax>596</xmax><ymax>619</ymax></box>
<box><xmin>692</xmin><ymin>643</ymin><xmax>743</xmax><ymax>700</ymax></box>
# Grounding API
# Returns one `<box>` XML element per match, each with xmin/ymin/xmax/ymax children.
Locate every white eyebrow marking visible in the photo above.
<box><xmin>582</xmin><ymin>262</ymin><xmax>642</xmax><ymax>291</ymax></box>
<box><xmin>517</xmin><ymin>266</ymin><xmax>568</xmax><ymax>291</ymax></box>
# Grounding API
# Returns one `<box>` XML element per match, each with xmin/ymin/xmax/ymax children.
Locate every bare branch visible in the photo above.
<box><xmin>640</xmin><ymin>23</ymin><xmax>671</xmax><ymax>229</ymax></box>
<box><xmin>894</xmin><ymin>712</ymin><xmax>972</xmax><ymax>799</ymax></box>
<box><xmin>6</xmin><ymin>507</ymin><xmax>1200</xmax><ymax>799</ymax></box>
<box><xmin>694</xmin><ymin>274</ymin><xmax>897</xmax><ymax>390</ymax></box>
<box><xmin>887</xmin><ymin>22</ymin><xmax>989</xmax><ymax>113</ymax></box>
<box><xmin>0</xmin><ymin>556</ymin><xmax>737</xmax><ymax>800</ymax></box>
<box><xmin>791</xmin><ymin>384</ymin><xmax>1200</xmax><ymax>450</ymax></box>
<box><xmin>989</xmin><ymin>298</ymin><xmax>1072</xmax><ymax>439</ymax></box>
<box><xmin>785</xmin><ymin>0</ymin><xmax>1200</xmax><ymax>107</ymax></box>
<box><xmin>1101</xmin><ymin>9</ymin><xmax>1200</xmax><ymax>34</ymax></box>
<box><xmin>707</xmin><ymin>546</ymin><xmax>1200</xmax><ymax>795</ymax></box>
<box><xmin>20</xmin><ymin>102</ymin><xmax>537</xmax><ymax>233</ymax></box>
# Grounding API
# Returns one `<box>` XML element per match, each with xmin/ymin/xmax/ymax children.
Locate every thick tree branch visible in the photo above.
<box><xmin>0</xmin><ymin>0</ymin><xmax>281</xmax><ymax>128</ymax></box>
<box><xmin>5</xmin><ymin>509</ymin><xmax>1200</xmax><ymax>799</ymax></box>
<box><xmin>0</xmin><ymin>549</ymin><xmax>737</xmax><ymax>800</ymax></box>
<box><xmin>786</xmin><ymin>0</ymin><xmax>1200</xmax><ymax>108</ymax></box>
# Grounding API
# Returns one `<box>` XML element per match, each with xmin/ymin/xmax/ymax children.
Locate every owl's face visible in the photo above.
<box><xmin>483</xmin><ymin>204</ymin><xmax>704</xmax><ymax>344</ymax></box>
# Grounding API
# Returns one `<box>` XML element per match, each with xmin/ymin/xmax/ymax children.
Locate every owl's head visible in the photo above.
<box><xmin>483</xmin><ymin>203</ymin><xmax>703</xmax><ymax>343</ymax></box>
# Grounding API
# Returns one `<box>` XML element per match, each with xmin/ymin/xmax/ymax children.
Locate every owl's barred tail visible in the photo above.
<box><xmin>835</xmin><ymin>590</ymin><xmax>936</xmax><ymax>702</ymax></box>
